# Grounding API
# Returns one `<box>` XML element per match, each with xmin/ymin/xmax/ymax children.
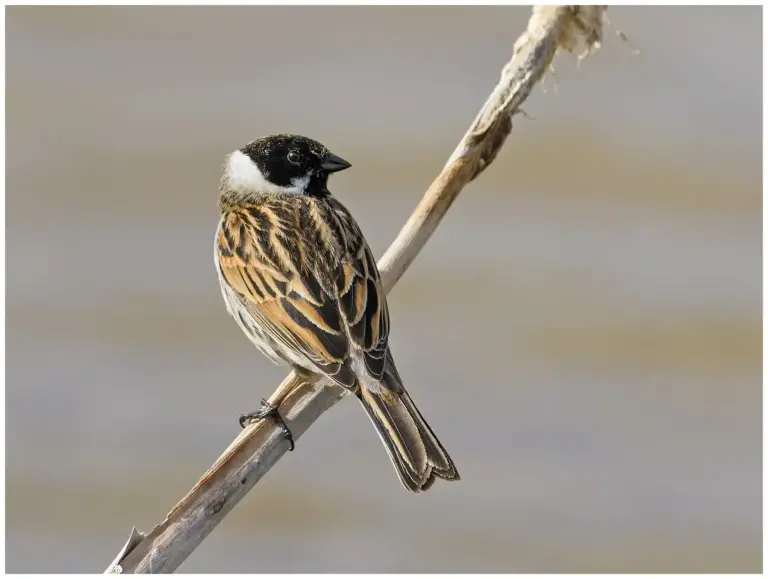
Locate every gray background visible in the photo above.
<box><xmin>6</xmin><ymin>6</ymin><xmax>761</xmax><ymax>573</ymax></box>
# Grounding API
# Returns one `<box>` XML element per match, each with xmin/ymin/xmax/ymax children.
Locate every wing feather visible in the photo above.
<box><xmin>217</xmin><ymin>197</ymin><xmax>391</xmax><ymax>389</ymax></box>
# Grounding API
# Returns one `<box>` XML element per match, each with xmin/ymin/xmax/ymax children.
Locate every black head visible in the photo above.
<box><xmin>227</xmin><ymin>134</ymin><xmax>350</xmax><ymax>198</ymax></box>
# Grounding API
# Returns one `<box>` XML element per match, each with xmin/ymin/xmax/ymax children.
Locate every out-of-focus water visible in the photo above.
<box><xmin>6</xmin><ymin>6</ymin><xmax>761</xmax><ymax>573</ymax></box>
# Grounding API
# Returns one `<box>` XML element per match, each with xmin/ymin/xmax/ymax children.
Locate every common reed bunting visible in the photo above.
<box><xmin>215</xmin><ymin>134</ymin><xmax>459</xmax><ymax>492</ymax></box>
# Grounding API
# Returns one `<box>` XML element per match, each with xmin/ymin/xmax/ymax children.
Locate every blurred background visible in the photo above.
<box><xmin>6</xmin><ymin>6</ymin><xmax>761</xmax><ymax>573</ymax></box>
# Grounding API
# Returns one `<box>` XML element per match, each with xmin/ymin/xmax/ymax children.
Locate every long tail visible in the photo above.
<box><xmin>356</xmin><ymin>374</ymin><xmax>460</xmax><ymax>492</ymax></box>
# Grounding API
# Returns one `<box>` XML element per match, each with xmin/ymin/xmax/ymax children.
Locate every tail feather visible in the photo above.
<box><xmin>356</xmin><ymin>381</ymin><xmax>460</xmax><ymax>493</ymax></box>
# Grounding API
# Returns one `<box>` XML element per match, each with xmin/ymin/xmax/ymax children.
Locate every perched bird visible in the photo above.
<box><xmin>215</xmin><ymin>134</ymin><xmax>459</xmax><ymax>492</ymax></box>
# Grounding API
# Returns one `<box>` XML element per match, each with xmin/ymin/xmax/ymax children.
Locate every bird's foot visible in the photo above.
<box><xmin>239</xmin><ymin>398</ymin><xmax>295</xmax><ymax>451</ymax></box>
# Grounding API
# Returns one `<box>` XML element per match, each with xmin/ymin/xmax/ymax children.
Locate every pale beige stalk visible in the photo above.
<box><xmin>106</xmin><ymin>6</ymin><xmax>610</xmax><ymax>573</ymax></box>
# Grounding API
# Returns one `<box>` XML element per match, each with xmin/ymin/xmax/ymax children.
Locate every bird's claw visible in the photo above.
<box><xmin>239</xmin><ymin>398</ymin><xmax>295</xmax><ymax>451</ymax></box>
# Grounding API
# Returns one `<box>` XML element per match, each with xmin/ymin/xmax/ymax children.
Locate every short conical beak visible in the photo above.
<box><xmin>321</xmin><ymin>152</ymin><xmax>351</xmax><ymax>173</ymax></box>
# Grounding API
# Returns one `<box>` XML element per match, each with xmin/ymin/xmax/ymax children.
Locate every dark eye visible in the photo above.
<box><xmin>287</xmin><ymin>149</ymin><xmax>301</xmax><ymax>164</ymax></box>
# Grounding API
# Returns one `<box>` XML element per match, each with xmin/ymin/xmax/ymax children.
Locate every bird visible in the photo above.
<box><xmin>214</xmin><ymin>134</ymin><xmax>460</xmax><ymax>492</ymax></box>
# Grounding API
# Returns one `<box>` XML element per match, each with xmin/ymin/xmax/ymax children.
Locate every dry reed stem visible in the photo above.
<box><xmin>106</xmin><ymin>6</ymin><xmax>608</xmax><ymax>573</ymax></box>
